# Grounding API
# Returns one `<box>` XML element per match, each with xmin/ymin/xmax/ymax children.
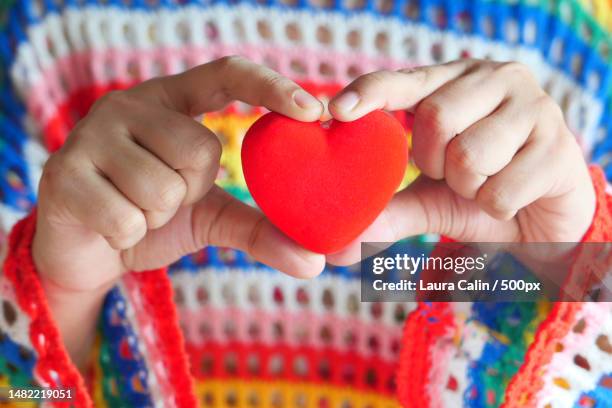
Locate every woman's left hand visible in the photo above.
<box><xmin>327</xmin><ymin>59</ymin><xmax>596</xmax><ymax>264</ymax></box>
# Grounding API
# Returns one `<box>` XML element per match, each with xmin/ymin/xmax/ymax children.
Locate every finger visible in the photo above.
<box><xmin>126</xmin><ymin>106</ymin><xmax>221</xmax><ymax>205</ymax></box>
<box><xmin>476</xmin><ymin>135</ymin><xmax>571</xmax><ymax>221</ymax></box>
<box><xmin>327</xmin><ymin>177</ymin><xmax>519</xmax><ymax>266</ymax></box>
<box><xmin>91</xmin><ymin>139</ymin><xmax>187</xmax><ymax>229</ymax></box>
<box><xmin>139</xmin><ymin>56</ymin><xmax>323</xmax><ymax>121</ymax></box>
<box><xmin>445</xmin><ymin>97</ymin><xmax>538</xmax><ymax>199</ymax></box>
<box><xmin>329</xmin><ymin>59</ymin><xmax>475</xmax><ymax>121</ymax></box>
<box><xmin>124</xmin><ymin>186</ymin><xmax>326</xmax><ymax>278</ymax></box>
<box><xmin>40</xmin><ymin>154</ymin><xmax>147</xmax><ymax>250</ymax></box>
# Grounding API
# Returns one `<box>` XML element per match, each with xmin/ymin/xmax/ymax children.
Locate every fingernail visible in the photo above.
<box><xmin>333</xmin><ymin>91</ymin><xmax>360</xmax><ymax>112</ymax></box>
<box><xmin>293</xmin><ymin>89</ymin><xmax>321</xmax><ymax>110</ymax></box>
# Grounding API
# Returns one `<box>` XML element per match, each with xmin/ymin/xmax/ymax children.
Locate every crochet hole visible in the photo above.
<box><xmin>226</xmin><ymin>392</ymin><xmax>239</xmax><ymax>407</ymax></box>
<box><xmin>319</xmin><ymin>325</ymin><xmax>333</xmax><ymax>344</ymax></box>
<box><xmin>176</xmin><ymin>20</ymin><xmax>191</xmax><ymax>43</ymax></box>
<box><xmin>429</xmin><ymin>6</ymin><xmax>446</xmax><ymax>29</ymax></box>
<box><xmin>268</xmin><ymin>354</ymin><xmax>284</xmax><ymax>376</ymax></box>
<box><xmin>196</xmin><ymin>286</ymin><xmax>209</xmax><ymax>304</ymax></box>
<box><xmin>552</xmin><ymin>377</ymin><xmax>571</xmax><ymax>390</ymax></box>
<box><xmin>587</xmin><ymin>71</ymin><xmax>601</xmax><ymax>91</ymax></box>
<box><xmin>375</xmin><ymin>0</ymin><xmax>393</xmax><ymax>14</ymax></box>
<box><xmin>224</xmin><ymin>320</ymin><xmax>237</xmax><ymax>339</ymax></box>
<box><xmin>205</xmin><ymin>21</ymin><xmax>219</xmax><ymax>41</ymax></box>
<box><xmin>318</xmin><ymin>359</ymin><xmax>331</xmax><ymax>379</ymax></box>
<box><xmin>367</xmin><ymin>334</ymin><xmax>379</xmax><ymax>352</ymax></box>
<box><xmin>247</xmin><ymin>391</ymin><xmax>260</xmax><ymax>407</ymax></box>
<box><xmin>202</xmin><ymin>391</ymin><xmax>215</xmax><ymax>406</ymax></box>
<box><xmin>346</xmin><ymin>30</ymin><xmax>361</xmax><ymax>49</ymax></box>
<box><xmin>573</xmin><ymin>317</ymin><xmax>587</xmax><ymax>333</ymax></box>
<box><xmin>375</xmin><ymin>32</ymin><xmax>389</xmax><ymax>54</ymax></box>
<box><xmin>247</xmin><ymin>284</ymin><xmax>260</xmax><ymax>305</ymax></box>
<box><xmin>316</xmin><ymin>26</ymin><xmax>332</xmax><ymax>45</ymax></box>
<box><xmin>290</xmin><ymin>59</ymin><xmax>307</xmax><ymax>77</ymax></box>
<box><xmin>446</xmin><ymin>375</ymin><xmax>458</xmax><ymax>391</ymax></box>
<box><xmin>248</xmin><ymin>322</ymin><xmax>261</xmax><ymax>340</ymax></box>
<box><xmin>596</xmin><ymin>334</ymin><xmax>612</xmax><ymax>353</ymax></box>
<box><xmin>201</xmin><ymin>354</ymin><xmax>214</xmax><ymax>375</ymax></box>
<box><xmin>257</xmin><ymin>20</ymin><xmax>273</xmax><ymax>41</ymax></box>
<box><xmin>456</xmin><ymin>11</ymin><xmax>472</xmax><ymax>33</ymax></box>
<box><xmin>322</xmin><ymin>288</ymin><xmax>334</xmax><ymax>309</ymax></box>
<box><xmin>370</xmin><ymin>302</ymin><xmax>382</xmax><ymax>319</ymax></box>
<box><xmin>270</xmin><ymin>391</ymin><xmax>283</xmax><ymax>408</ymax></box>
<box><xmin>318</xmin><ymin>62</ymin><xmax>335</xmax><ymax>79</ymax></box>
<box><xmin>295</xmin><ymin>393</ymin><xmax>308</xmax><ymax>408</ymax></box>
<box><xmin>199</xmin><ymin>322</ymin><xmax>212</xmax><ymax>340</ymax></box>
<box><xmin>247</xmin><ymin>354</ymin><xmax>260</xmax><ymax>375</ymax></box>
<box><xmin>222</xmin><ymin>283</ymin><xmax>236</xmax><ymax>304</ymax></box>
<box><xmin>573</xmin><ymin>354</ymin><xmax>591</xmax><ymax>371</ymax></box>
<box><xmin>505</xmin><ymin>19</ymin><xmax>519</xmax><ymax>44</ymax></box>
<box><xmin>342</xmin><ymin>364</ymin><xmax>355</xmax><ymax>383</ymax></box>
<box><xmin>570</xmin><ymin>54</ymin><xmax>583</xmax><ymax>79</ymax></box>
<box><xmin>224</xmin><ymin>352</ymin><xmax>238</xmax><ymax>374</ymax></box>
<box><xmin>285</xmin><ymin>22</ymin><xmax>302</xmax><ymax>43</ymax></box>
<box><xmin>365</xmin><ymin>368</ymin><xmax>377</xmax><ymax>387</ymax></box>
<box><xmin>431</xmin><ymin>42</ymin><xmax>443</xmax><ymax>62</ymax></box>
<box><xmin>2</xmin><ymin>301</ymin><xmax>16</xmax><ymax>326</ymax></box>
<box><xmin>579</xmin><ymin>396</ymin><xmax>596</xmax><ymax>408</ymax></box>
<box><xmin>403</xmin><ymin>37</ymin><xmax>417</xmax><ymax>59</ymax></box>
<box><xmin>404</xmin><ymin>0</ymin><xmax>419</xmax><ymax>20</ymax></box>
<box><xmin>280</xmin><ymin>0</ymin><xmax>299</xmax><ymax>5</ymax></box>
<box><xmin>344</xmin><ymin>330</ymin><xmax>357</xmax><ymax>347</ymax></box>
<box><xmin>394</xmin><ymin>304</ymin><xmax>406</xmax><ymax>323</ymax></box>
<box><xmin>122</xmin><ymin>23</ymin><xmax>137</xmax><ymax>46</ymax></box>
<box><xmin>273</xmin><ymin>321</ymin><xmax>284</xmax><ymax>340</ymax></box>
<box><xmin>601</xmin><ymin>375</ymin><xmax>612</xmax><ymax>389</ymax></box>
<box><xmin>293</xmin><ymin>356</ymin><xmax>308</xmax><ymax>377</ymax></box>
<box><xmin>273</xmin><ymin>286</ymin><xmax>284</xmax><ymax>304</ymax></box>
<box><xmin>523</xmin><ymin>20</ymin><xmax>536</xmax><ymax>44</ymax></box>
<box><xmin>309</xmin><ymin>0</ymin><xmax>334</xmax><ymax>9</ymax></box>
<box><xmin>296</xmin><ymin>287</ymin><xmax>309</xmax><ymax>306</ymax></box>
<box><xmin>347</xmin><ymin>293</ymin><xmax>359</xmax><ymax>314</ymax></box>
<box><xmin>294</xmin><ymin>325</ymin><xmax>309</xmax><ymax>343</ymax></box>
<box><xmin>344</xmin><ymin>0</ymin><xmax>365</xmax><ymax>10</ymax></box>
<box><xmin>481</xmin><ymin>15</ymin><xmax>494</xmax><ymax>38</ymax></box>
<box><xmin>346</xmin><ymin>65</ymin><xmax>361</xmax><ymax>79</ymax></box>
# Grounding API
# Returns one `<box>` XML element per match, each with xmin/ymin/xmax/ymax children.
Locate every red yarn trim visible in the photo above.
<box><xmin>501</xmin><ymin>165</ymin><xmax>611</xmax><ymax>407</ymax></box>
<box><xmin>3</xmin><ymin>210</ymin><xmax>92</xmax><ymax>407</ymax></box>
<box><xmin>125</xmin><ymin>271</ymin><xmax>198</xmax><ymax>407</ymax></box>
<box><xmin>397</xmin><ymin>237</ymin><xmax>457</xmax><ymax>407</ymax></box>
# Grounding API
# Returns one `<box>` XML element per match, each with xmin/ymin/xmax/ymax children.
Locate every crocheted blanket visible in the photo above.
<box><xmin>0</xmin><ymin>0</ymin><xmax>611</xmax><ymax>407</ymax></box>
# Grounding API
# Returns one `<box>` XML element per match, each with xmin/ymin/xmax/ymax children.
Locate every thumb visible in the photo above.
<box><xmin>123</xmin><ymin>186</ymin><xmax>326</xmax><ymax>278</ymax></box>
<box><xmin>326</xmin><ymin>176</ymin><xmax>519</xmax><ymax>265</ymax></box>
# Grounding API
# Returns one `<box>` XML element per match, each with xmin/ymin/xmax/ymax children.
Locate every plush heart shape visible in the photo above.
<box><xmin>241</xmin><ymin>111</ymin><xmax>408</xmax><ymax>254</ymax></box>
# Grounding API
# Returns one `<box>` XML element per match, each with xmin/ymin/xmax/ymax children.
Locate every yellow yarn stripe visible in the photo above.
<box><xmin>195</xmin><ymin>379</ymin><xmax>401</xmax><ymax>408</ymax></box>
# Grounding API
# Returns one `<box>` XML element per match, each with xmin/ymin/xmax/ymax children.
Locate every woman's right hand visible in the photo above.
<box><xmin>32</xmin><ymin>56</ymin><xmax>326</xmax><ymax>367</ymax></box>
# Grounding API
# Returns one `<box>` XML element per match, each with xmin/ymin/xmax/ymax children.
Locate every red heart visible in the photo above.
<box><xmin>241</xmin><ymin>111</ymin><xmax>408</xmax><ymax>254</ymax></box>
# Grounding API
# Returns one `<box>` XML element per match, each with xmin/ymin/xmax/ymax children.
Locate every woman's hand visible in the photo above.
<box><xmin>32</xmin><ymin>56</ymin><xmax>326</xmax><ymax>367</ymax></box>
<box><xmin>327</xmin><ymin>59</ymin><xmax>596</xmax><ymax>264</ymax></box>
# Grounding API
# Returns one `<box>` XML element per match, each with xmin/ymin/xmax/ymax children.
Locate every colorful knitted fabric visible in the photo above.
<box><xmin>0</xmin><ymin>0</ymin><xmax>611</xmax><ymax>407</ymax></box>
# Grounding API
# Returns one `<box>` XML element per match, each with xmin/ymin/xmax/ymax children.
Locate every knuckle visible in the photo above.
<box><xmin>216</xmin><ymin>55</ymin><xmax>246</xmax><ymax>69</ymax></box>
<box><xmin>92</xmin><ymin>90</ymin><xmax>133</xmax><ymax>112</ymax></box>
<box><xmin>534</xmin><ymin>94</ymin><xmax>564</xmax><ymax>123</ymax></box>
<box><xmin>446</xmin><ymin>138</ymin><xmax>478</xmax><ymax>171</ymax></box>
<box><xmin>188</xmin><ymin>134</ymin><xmax>222</xmax><ymax>170</ymax></box>
<box><xmin>40</xmin><ymin>153</ymin><xmax>82</xmax><ymax>192</ymax></box>
<box><xmin>157</xmin><ymin>176</ymin><xmax>187</xmax><ymax>210</ymax></box>
<box><xmin>415</xmin><ymin>98</ymin><xmax>452</xmax><ymax>142</ymax></box>
<box><xmin>478</xmin><ymin>184</ymin><xmax>514</xmax><ymax>215</ymax></box>
<box><xmin>357</xmin><ymin>70</ymin><xmax>393</xmax><ymax>89</ymax></box>
<box><xmin>105</xmin><ymin>208</ymin><xmax>146</xmax><ymax>240</ymax></box>
<box><xmin>494</xmin><ymin>61</ymin><xmax>534</xmax><ymax>81</ymax></box>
